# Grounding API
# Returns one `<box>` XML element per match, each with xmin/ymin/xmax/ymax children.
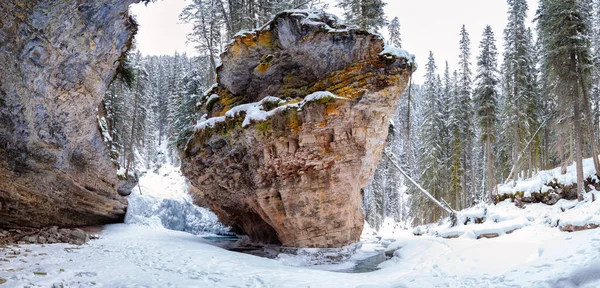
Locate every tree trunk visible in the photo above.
<box><xmin>544</xmin><ymin>124</ymin><xmax>549</xmax><ymax>169</ymax></box>
<box><xmin>486</xmin><ymin>135</ymin><xmax>494</xmax><ymax>204</ymax></box>
<box><xmin>217</xmin><ymin>0</ymin><xmax>233</xmax><ymax>38</ymax></box>
<box><xmin>406</xmin><ymin>78</ymin><xmax>412</xmax><ymax>170</ymax></box>
<box><xmin>468</xmin><ymin>136</ymin><xmax>475</xmax><ymax>206</ymax></box>
<box><xmin>574</xmin><ymin>97</ymin><xmax>585</xmax><ymax>202</ymax></box>
<box><xmin>572</xmin><ymin>51</ymin><xmax>584</xmax><ymax>201</ymax></box>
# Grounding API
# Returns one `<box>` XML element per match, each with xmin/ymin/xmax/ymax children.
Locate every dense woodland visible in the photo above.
<box><xmin>100</xmin><ymin>0</ymin><xmax>600</xmax><ymax>230</ymax></box>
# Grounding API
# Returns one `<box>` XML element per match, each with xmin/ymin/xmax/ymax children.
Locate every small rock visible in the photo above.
<box><xmin>75</xmin><ymin>271</ymin><xmax>97</xmax><ymax>277</ymax></box>
<box><xmin>27</xmin><ymin>236</ymin><xmax>38</xmax><ymax>243</ymax></box>
<box><xmin>58</xmin><ymin>228</ymin><xmax>70</xmax><ymax>235</ymax></box>
<box><xmin>48</xmin><ymin>226</ymin><xmax>58</xmax><ymax>235</ymax></box>
<box><xmin>71</xmin><ymin>239</ymin><xmax>84</xmax><ymax>245</ymax></box>
<box><xmin>478</xmin><ymin>233</ymin><xmax>500</xmax><ymax>239</ymax></box>
<box><xmin>0</xmin><ymin>277</ymin><xmax>6</xmax><ymax>284</ymax></box>
<box><xmin>69</xmin><ymin>229</ymin><xmax>89</xmax><ymax>243</ymax></box>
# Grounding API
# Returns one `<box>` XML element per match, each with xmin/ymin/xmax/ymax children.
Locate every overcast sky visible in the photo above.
<box><xmin>130</xmin><ymin>0</ymin><xmax>539</xmax><ymax>83</ymax></box>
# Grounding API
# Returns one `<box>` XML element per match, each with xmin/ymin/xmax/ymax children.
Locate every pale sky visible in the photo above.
<box><xmin>130</xmin><ymin>0</ymin><xmax>539</xmax><ymax>83</ymax></box>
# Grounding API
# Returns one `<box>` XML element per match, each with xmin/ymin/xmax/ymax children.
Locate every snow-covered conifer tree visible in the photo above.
<box><xmin>474</xmin><ymin>25</ymin><xmax>499</xmax><ymax>203</ymax></box>
<box><xmin>336</xmin><ymin>0</ymin><xmax>387</xmax><ymax>33</ymax></box>
<box><xmin>387</xmin><ymin>17</ymin><xmax>401</xmax><ymax>48</ymax></box>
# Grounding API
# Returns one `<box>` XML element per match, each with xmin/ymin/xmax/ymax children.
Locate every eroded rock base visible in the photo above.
<box><xmin>0</xmin><ymin>226</ymin><xmax>96</xmax><ymax>246</ymax></box>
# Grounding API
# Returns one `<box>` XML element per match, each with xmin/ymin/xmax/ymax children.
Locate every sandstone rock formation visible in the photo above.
<box><xmin>180</xmin><ymin>11</ymin><xmax>415</xmax><ymax>248</ymax></box>
<box><xmin>0</xmin><ymin>0</ymin><xmax>138</xmax><ymax>227</ymax></box>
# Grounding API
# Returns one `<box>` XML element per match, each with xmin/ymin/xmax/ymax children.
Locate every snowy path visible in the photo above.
<box><xmin>2</xmin><ymin>223</ymin><xmax>600</xmax><ymax>287</ymax></box>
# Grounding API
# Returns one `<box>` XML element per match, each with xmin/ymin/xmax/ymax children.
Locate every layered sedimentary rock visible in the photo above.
<box><xmin>180</xmin><ymin>11</ymin><xmax>415</xmax><ymax>248</ymax></box>
<box><xmin>0</xmin><ymin>0</ymin><xmax>138</xmax><ymax>227</ymax></box>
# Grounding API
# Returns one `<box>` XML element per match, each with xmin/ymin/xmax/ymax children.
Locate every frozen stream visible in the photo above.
<box><xmin>200</xmin><ymin>235</ymin><xmax>391</xmax><ymax>273</ymax></box>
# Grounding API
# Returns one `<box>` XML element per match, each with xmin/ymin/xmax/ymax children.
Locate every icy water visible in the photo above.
<box><xmin>341</xmin><ymin>252</ymin><xmax>387</xmax><ymax>273</ymax></box>
<box><xmin>202</xmin><ymin>235</ymin><xmax>239</xmax><ymax>242</ymax></box>
<box><xmin>201</xmin><ymin>236</ymin><xmax>388</xmax><ymax>273</ymax></box>
<box><xmin>201</xmin><ymin>235</ymin><xmax>239</xmax><ymax>249</ymax></box>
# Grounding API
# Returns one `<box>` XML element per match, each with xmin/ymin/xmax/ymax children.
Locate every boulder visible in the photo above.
<box><xmin>180</xmin><ymin>11</ymin><xmax>415</xmax><ymax>248</ymax></box>
<box><xmin>0</xmin><ymin>0</ymin><xmax>138</xmax><ymax>227</ymax></box>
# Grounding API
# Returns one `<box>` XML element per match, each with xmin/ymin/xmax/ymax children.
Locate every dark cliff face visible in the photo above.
<box><xmin>180</xmin><ymin>11</ymin><xmax>415</xmax><ymax>248</ymax></box>
<box><xmin>0</xmin><ymin>0</ymin><xmax>138</xmax><ymax>227</ymax></box>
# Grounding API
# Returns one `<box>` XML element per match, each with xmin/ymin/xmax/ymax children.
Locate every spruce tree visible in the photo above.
<box><xmin>439</xmin><ymin>62</ymin><xmax>453</xmax><ymax>203</ymax></box>
<box><xmin>524</xmin><ymin>28</ymin><xmax>543</xmax><ymax>178</ymax></box>
<box><xmin>502</xmin><ymin>0</ymin><xmax>535</xmax><ymax>181</ymax></box>
<box><xmin>449</xmin><ymin>69</ymin><xmax>464</xmax><ymax>210</ymax></box>
<box><xmin>181</xmin><ymin>0</ymin><xmax>222</xmax><ymax>86</ymax></box>
<box><xmin>388</xmin><ymin>17</ymin><xmax>402</xmax><ymax>48</ymax></box>
<box><xmin>458</xmin><ymin>25</ymin><xmax>475</xmax><ymax>206</ymax></box>
<box><xmin>537</xmin><ymin>0</ymin><xmax>596</xmax><ymax>200</ymax></box>
<box><xmin>336</xmin><ymin>0</ymin><xmax>387</xmax><ymax>33</ymax></box>
<box><xmin>124</xmin><ymin>51</ymin><xmax>151</xmax><ymax>178</ymax></box>
<box><xmin>418</xmin><ymin>52</ymin><xmax>445</xmax><ymax>222</ymax></box>
<box><xmin>474</xmin><ymin>25</ymin><xmax>499</xmax><ymax>203</ymax></box>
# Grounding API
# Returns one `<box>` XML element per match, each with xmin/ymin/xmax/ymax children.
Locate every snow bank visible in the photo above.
<box><xmin>415</xmin><ymin>203</ymin><xmax>533</xmax><ymax>239</ymax></box>
<box><xmin>553</xmin><ymin>190</ymin><xmax>600</xmax><ymax>228</ymax></box>
<box><xmin>498</xmin><ymin>157</ymin><xmax>600</xmax><ymax>198</ymax></box>
<box><xmin>433</xmin><ymin>217</ymin><xmax>530</xmax><ymax>239</ymax></box>
<box><xmin>414</xmin><ymin>187</ymin><xmax>600</xmax><ymax>238</ymax></box>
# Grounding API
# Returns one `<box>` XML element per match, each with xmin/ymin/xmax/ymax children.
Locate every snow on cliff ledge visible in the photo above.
<box><xmin>380</xmin><ymin>45</ymin><xmax>417</xmax><ymax>68</ymax></box>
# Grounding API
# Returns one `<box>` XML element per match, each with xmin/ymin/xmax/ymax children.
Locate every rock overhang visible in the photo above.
<box><xmin>180</xmin><ymin>9</ymin><xmax>415</xmax><ymax>248</ymax></box>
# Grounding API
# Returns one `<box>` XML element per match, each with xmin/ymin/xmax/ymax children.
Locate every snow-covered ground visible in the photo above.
<box><xmin>2</xmin><ymin>220</ymin><xmax>600</xmax><ymax>287</ymax></box>
<box><xmin>2</xmin><ymin>164</ymin><xmax>600</xmax><ymax>287</ymax></box>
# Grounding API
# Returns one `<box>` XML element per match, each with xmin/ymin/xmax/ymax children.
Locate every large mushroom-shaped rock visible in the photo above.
<box><xmin>0</xmin><ymin>0</ymin><xmax>138</xmax><ymax>227</ymax></box>
<box><xmin>180</xmin><ymin>11</ymin><xmax>415</xmax><ymax>248</ymax></box>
